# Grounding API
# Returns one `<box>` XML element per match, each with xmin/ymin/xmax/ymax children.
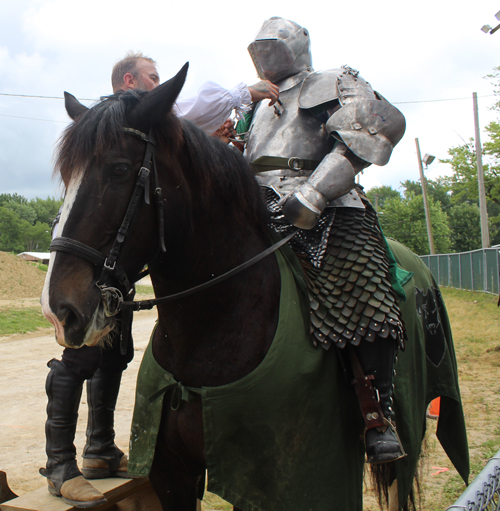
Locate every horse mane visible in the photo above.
<box><xmin>55</xmin><ymin>89</ymin><xmax>269</xmax><ymax>228</ymax></box>
<box><xmin>177</xmin><ymin>121</ymin><xmax>269</xmax><ymax>227</ymax></box>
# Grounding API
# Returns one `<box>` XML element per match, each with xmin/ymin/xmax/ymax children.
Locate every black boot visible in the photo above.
<box><xmin>81</xmin><ymin>368</ymin><xmax>128</xmax><ymax>479</ymax></box>
<box><xmin>39</xmin><ymin>359</ymin><xmax>106</xmax><ymax>508</ymax></box>
<box><xmin>352</xmin><ymin>339</ymin><xmax>406</xmax><ymax>464</ymax></box>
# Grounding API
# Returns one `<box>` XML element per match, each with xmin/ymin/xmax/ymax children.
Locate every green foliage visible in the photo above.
<box><xmin>0</xmin><ymin>193</ymin><xmax>29</xmax><ymax>206</ymax></box>
<box><xmin>0</xmin><ymin>194</ymin><xmax>61</xmax><ymax>252</ymax></box>
<box><xmin>0</xmin><ymin>207</ymin><xmax>28</xmax><ymax>252</ymax></box>
<box><xmin>447</xmin><ymin>202</ymin><xmax>482</xmax><ymax>252</ymax></box>
<box><xmin>3</xmin><ymin>201</ymin><xmax>37</xmax><ymax>224</ymax></box>
<box><xmin>30</xmin><ymin>197</ymin><xmax>64</xmax><ymax>226</ymax></box>
<box><xmin>365</xmin><ymin>185</ymin><xmax>401</xmax><ymax>211</ymax></box>
<box><xmin>442</xmin><ymin>140</ymin><xmax>500</xmax><ymax>207</ymax></box>
<box><xmin>400</xmin><ymin>178</ymin><xmax>452</xmax><ymax>209</ymax></box>
<box><xmin>378</xmin><ymin>192</ymin><xmax>451</xmax><ymax>255</ymax></box>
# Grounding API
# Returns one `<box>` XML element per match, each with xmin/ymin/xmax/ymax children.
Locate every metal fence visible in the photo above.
<box><xmin>446</xmin><ymin>450</ymin><xmax>500</xmax><ymax>510</ymax></box>
<box><xmin>420</xmin><ymin>248</ymin><xmax>500</xmax><ymax>295</ymax></box>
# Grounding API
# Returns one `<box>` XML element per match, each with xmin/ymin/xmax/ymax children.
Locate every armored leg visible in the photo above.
<box><xmin>39</xmin><ymin>359</ymin><xmax>106</xmax><ymax>508</ymax></box>
<box><xmin>351</xmin><ymin>338</ymin><xmax>405</xmax><ymax>464</ymax></box>
<box><xmin>81</xmin><ymin>368</ymin><xmax>128</xmax><ymax>478</ymax></box>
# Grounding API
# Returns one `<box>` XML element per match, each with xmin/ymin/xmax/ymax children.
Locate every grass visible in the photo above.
<box><xmin>418</xmin><ymin>287</ymin><xmax>500</xmax><ymax>510</ymax></box>
<box><xmin>0</xmin><ymin>307</ymin><xmax>50</xmax><ymax>336</ymax></box>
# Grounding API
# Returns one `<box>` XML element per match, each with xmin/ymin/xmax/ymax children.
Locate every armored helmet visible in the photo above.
<box><xmin>248</xmin><ymin>17</ymin><xmax>312</xmax><ymax>83</ymax></box>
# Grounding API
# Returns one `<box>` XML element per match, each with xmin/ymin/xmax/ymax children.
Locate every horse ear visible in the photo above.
<box><xmin>130</xmin><ymin>62</ymin><xmax>189</xmax><ymax>128</ymax></box>
<box><xmin>64</xmin><ymin>92</ymin><xmax>89</xmax><ymax>120</ymax></box>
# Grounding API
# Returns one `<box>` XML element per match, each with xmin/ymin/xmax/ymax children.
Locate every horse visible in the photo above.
<box><xmin>41</xmin><ymin>64</ymin><xmax>469</xmax><ymax>510</ymax></box>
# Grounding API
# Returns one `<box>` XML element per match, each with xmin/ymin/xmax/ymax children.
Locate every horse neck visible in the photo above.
<box><xmin>149</xmin><ymin>176</ymin><xmax>281</xmax><ymax>387</ymax></box>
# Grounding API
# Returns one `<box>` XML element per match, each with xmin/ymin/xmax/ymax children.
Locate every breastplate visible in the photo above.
<box><xmin>244</xmin><ymin>83</ymin><xmax>329</xmax><ymax>165</ymax></box>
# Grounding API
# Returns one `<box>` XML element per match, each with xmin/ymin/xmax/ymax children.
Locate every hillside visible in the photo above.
<box><xmin>0</xmin><ymin>252</ymin><xmax>46</xmax><ymax>300</ymax></box>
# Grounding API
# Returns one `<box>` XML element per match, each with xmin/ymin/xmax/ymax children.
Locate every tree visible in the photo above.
<box><xmin>400</xmin><ymin>178</ymin><xmax>452</xmax><ymax>209</ymax></box>
<box><xmin>0</xmin><ymin>207</ymin><xmax>28</xmax><ymax>253</ymax></box>
<box><xmin>3</xmin><ymin>201</ymin><xmax>37</xmax><ymax>225</ymax></box>
<box><xmin>447</xmin><ymin>203</ymin><xmax>482</xmax><ymax>252</ymax></box>
<box><xmin>0</xmin><ymin>193</ymin><xmax>29</xmax><ymax>206</ymax></box>
<box><xmin>21</xmin><ymin>222</ymin><xmax>52</xmax><ymax>252</ymax></box>
<box><xmin>378</xmin><ymin>193</ymin><xmax>451</xmax><ymax>255</ymax></box>
<box><xmin>30</xmin><ymin>197</ymin><xmax>63</xmax><ymax>227</ymax></box>
<box><xmin>366</xmin><ymin>186</ymin><xmax>401</xmax><ymax>212</ymax></box>
<box><xmin>442</xmin><ymin>137</ymin><xmax>500</xmax><ymax>245</ymax></box>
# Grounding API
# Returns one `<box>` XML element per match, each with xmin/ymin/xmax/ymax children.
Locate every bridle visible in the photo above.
<box><xmin>49</xmin><ymin>128</ymin><xmax>164</xmax><ymax>315</ymax></box>
<box><xmin>49</xmin><ymin>126</ymin><xmax>296</xmax><ymax>340</ymax></box>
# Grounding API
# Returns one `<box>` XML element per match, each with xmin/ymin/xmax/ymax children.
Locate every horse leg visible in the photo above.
<box><xmin>149</xmin><ymin>451</ymin><xmax>202</xmax><ymax>510</ymax></box>
<box><xmin>388</xmin><ymin>479</ymin><xmax>398</xmax><ymax>511</ymax></box>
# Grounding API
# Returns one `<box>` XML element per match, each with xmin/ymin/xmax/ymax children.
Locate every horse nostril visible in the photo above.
<box><xmin>56</xmin><ymin>305</ymin><xmax>85</xmax><ymax>334</ymax></box>
<box><xmin>56</xmin><ymin>306</ymin><xmax>72</xmax><ymax>326</ymax></box>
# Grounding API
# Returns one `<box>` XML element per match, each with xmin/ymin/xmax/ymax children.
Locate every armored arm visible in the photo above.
<box><xmin>282</xmin><ymin>67</ymin><xmax>405</xmax><ymax>229</ymax></box>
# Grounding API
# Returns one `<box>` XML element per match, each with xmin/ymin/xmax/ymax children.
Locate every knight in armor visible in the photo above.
<box><xmin>240</xmin><ymin>17</ymin><xmax>407</xmax><ymax>464</ymax></box>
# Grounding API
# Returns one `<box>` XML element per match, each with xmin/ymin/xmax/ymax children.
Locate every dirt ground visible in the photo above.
<box><xmin>0</xmin><ymin>252</ymin><xmax>497</xmax><ymax>510</ymax></box>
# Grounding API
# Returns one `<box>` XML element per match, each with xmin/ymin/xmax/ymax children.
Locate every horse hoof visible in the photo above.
<box><xmin>48</xmin><ymin>476</ymin><xmax>107</xmax><ymax>508</ymax></box>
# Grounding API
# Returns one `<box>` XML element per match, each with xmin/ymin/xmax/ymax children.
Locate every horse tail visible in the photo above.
<box><xmin>368</xmin><ymin>462</ymin><xmax>420</xmax><ymax>510</ymax></box>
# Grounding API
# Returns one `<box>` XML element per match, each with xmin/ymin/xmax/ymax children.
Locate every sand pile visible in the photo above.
<box><xmin>0</xmin><ymin>252</ymin><xmax>46</xmax><ymax>300</ymax></box>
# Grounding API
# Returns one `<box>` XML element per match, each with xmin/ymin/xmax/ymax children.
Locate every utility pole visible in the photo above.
<box><xmin>415</xmin><ymin>138</ymin><xmax>436</xmax><ymax>254</ymax></box>
<box><xmin>472</xmin><ymin>92</ymin><xmax>490</xmax><ymax>248</ymax></box>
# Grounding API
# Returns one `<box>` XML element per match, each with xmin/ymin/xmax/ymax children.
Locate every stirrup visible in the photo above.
<box><xmin>365</xmin><ymin>418</ymin><xmax>406</xmax><ymax>464</ymax></box>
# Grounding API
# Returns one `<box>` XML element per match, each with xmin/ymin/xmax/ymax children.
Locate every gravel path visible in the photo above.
<box><xmin>0</xmin><ymin>309</ymin><xmax>158</xmax><ymax>496</ymax></box>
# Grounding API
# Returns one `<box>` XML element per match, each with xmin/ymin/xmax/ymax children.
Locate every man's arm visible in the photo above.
<box><xmin>247</xmin><ymin>80</ymin><xmax>279</xmax><ymax>105</ymax></box>
<box><xmin>174</xmin><ymin>80</ymin><xmax>279</xmax><ymax>135</ymax></box>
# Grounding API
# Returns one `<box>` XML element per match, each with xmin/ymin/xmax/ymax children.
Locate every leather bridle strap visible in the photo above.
<box><xmin>120</xmin><ymin>230</ymin><xmax>297</xmax><ymax>311</ymax></box>
<box><xmin>49</xmin><ymin>237</ymin><xmax>134</xmax><ymax>293</ymax></box>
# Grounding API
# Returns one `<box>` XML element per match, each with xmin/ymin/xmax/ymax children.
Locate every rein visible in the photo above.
<box><xmin>49</xmin><ymin>126</ymin><xmax>297</xmax><ymax>320</ymax></box>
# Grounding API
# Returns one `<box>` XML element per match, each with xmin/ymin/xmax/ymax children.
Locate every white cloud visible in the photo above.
<box><xmin>0</xmin><ymin>0</ymin><xmax>499</xmax><ymax>198</ymax></box>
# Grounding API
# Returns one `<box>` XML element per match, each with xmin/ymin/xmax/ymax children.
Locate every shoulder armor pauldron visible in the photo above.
<box><xmin>298</xmin><ymin>69</ymin><xmax>343</xmax><ymax>109</ymax></box>
<box><xmin>298</xmin><ymin>66</ymin><xmax>374</xmax><ymax>110</ymax></box>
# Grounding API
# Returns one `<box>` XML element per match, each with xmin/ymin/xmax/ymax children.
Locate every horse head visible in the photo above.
<box><xmin>41</xmin><ymin>64</ymin><xmax>189</xmax><ymax>349</ymax></box>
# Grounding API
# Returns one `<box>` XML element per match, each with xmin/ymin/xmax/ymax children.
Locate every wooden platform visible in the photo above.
<box><xmin>0</xmin><ymin>477</ymin><xmax>161</xmax><ymax>511</ymax></box>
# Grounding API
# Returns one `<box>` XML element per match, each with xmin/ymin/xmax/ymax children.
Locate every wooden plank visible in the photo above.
<box><xmin>0</xmin><ymin>472</ymin><xmax>18</xmax><ymax>504</ymax></box>
<box><xmin>0</xmin><ymin>478</ymin><xmax>161</xmax><ymax>511</ymax></box>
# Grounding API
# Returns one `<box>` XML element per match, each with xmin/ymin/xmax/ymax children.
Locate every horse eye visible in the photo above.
<box><xmin>113</xmin><ymin>163</ymin><xmax>131</xmax><ymax>176</ymax></box>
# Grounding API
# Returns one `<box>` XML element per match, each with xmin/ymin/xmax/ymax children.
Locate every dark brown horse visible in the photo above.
<box><xmin>41</xmin><ymin>65</ymin><xmax>468</xmax><ymax>510</ymax></box>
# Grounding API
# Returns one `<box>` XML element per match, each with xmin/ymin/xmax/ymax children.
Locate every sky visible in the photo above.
<box><xmin>1</xmin><ymin>0</ymin><xmax>500</xmax><ymax>200</ymax></box>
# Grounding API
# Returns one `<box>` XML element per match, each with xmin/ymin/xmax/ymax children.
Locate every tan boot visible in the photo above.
<box><xmin>82</xmin><ymin>453</ymin><xmax>131</xmax><ymax>479</ymax></box>
<box><xmin>48</xmin><ymin>476</ymin><xmax>107</xmax><ymax>508</ymax></box>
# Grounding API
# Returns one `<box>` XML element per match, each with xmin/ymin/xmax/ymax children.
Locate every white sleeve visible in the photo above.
<box><xmin>173</xmin><ymin>81</ymin><xmax>252</xmax><ymax>134</ymax></box>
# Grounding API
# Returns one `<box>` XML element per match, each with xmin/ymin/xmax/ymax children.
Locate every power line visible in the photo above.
<box><xmin>0</xmin><ymin>92</ymin><xmax>96</xmax><ymax>101</ymax></box>
<box><xmin>393</xmin><ymin>94</ymin><xmax>497</xmax><ymax>105</ymax></box>
<box><xmin>0</xmin><ymin>92</ymin><xmax>497</xmax><ymax>125</ymax></box>
<box><xmin>0</xmin><ymin>113</ymin><xmax>67</xmax><ymax>124</ymax></box>
<box><xmin>0</xmin><ymin>91</ymin><xmax>497</xmax><ymax>105</ymax></box>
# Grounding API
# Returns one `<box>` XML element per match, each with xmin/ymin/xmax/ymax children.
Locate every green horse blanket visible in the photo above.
<box><xmin>128</xmin><ymin>240</ymin><xmax>468</xmax><ymax>511</ymax></box>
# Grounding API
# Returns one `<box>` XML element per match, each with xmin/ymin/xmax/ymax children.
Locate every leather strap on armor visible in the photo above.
<box><xmin>251</xmin><ymin>155</ymin><xmax>320</xmax><ymax>173</ymax></box>
<box><xmin>348</xmin><ymin>348</ymin><xmax>386</xmax><ymax>430</ymax></box>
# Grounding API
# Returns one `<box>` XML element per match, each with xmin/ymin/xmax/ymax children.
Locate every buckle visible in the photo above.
<box><xmin>98</xmin><ymin>285</ymin><xmax>124</xmax><ymax>317</ymax></box>
<box><xmin>103</xmin><ymin>258</ymin><xmax>116</xmax><ymax>271</ymax></box>
<box><xmin>288</xmin><ymin>157</ymin><xmax>303</xmax><ymax>171</ymax></box>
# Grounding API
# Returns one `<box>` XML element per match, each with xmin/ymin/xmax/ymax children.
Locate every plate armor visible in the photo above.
<box><xmin>243</xmin><ymin>19</ymin><xmax>406</xmax><ymax>352</ymax></box>
<box><xmin>243</xmin><ymin>17</ymin><xmax>408</xmax><ymax>464</ymax></box>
